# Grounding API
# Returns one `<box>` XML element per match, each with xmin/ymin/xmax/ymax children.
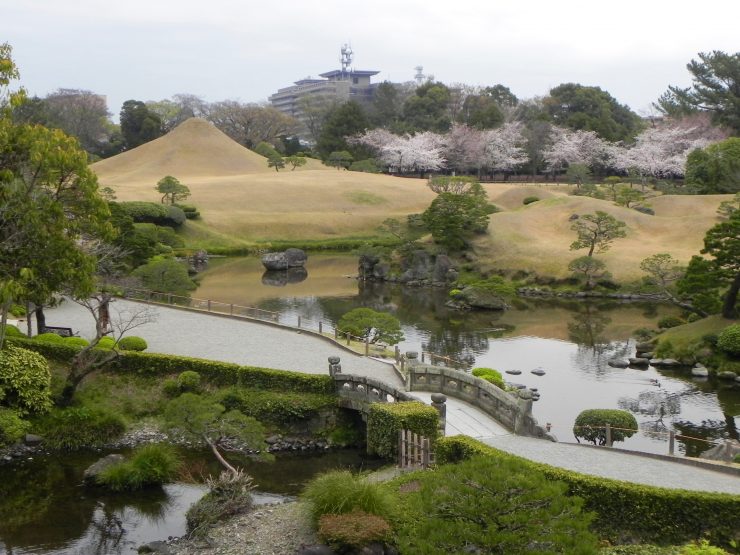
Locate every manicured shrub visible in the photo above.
<box><xmin>0</xmin><ymin>345</ymin><xmax>52</xmax><ymax>415</ymax></box>
<box><xmin>434</xmin><ymin>436</ymin><xmax>740</xmax><ymax>548</ymax></box>
<box><xmin>64</xmin><ymin>336</ymin><xmax>89</xmax><ymax>347</ymax></box>
<box><xmin>39</xmin><ymin>406</ymin><xmax>125</xmax><ymax>450</ymax></box>
<box><xmin>471</xmin><ymin>367</ymin><xmax>505</xmax><ymax>389</ymax></box>
<box><xmin>302</xmin><ymin>470</ymin><xmax>397</xmax><ymax>524</ymax></box>
<box><xmin>717</xmin><ymin>324</ymin><xmax>740</xmax><ymax>356</ymax></box>
<box><xmin>522</xmin><ymin>196</ymin><xmax>540</xmax><ymax>205</ymax></box>
<box><xmin>186</xmin><ymin>469</ymin><xmax>255</xmax><ymax>536</ymax></box>
<box><xmin>0</xmin><ymin>408</ymin><xmax>30</xmax><ymax>446</ymax></box>
<box><xmin>658</xmin><ymin>315</ymin><xmax>686</xmax><ymax>329</ymax></box>
<box><xmin>162</xmin><ymin>378</ymin><xmax>180</xmax><ymax>397</ymax></box>
<box><xmin>366</xmin><ymin>402</ymin><xmax>438</xmax><ymax>458</ymax></box>
<box><xmin>96</xmin><ymin>337</ymin><xmax>116</xmax><ymax>349</ymax></box>
<box><xmin>117</xmin><ymin>336</ymin><xmax>148</xmax><ymax>351</ymax></box>
<box><xmin>2</xmin><ymin>324</ymin><xmax>23</xmax><ymax>338</ymax></box>
<box><xmin>174</xmin><ymin>203</ymin><xmax>200</xmax><ymax>219</ymax></box>
<box><xmin>176</xmin><ymin>370</ymin><xmax>201</xmax><ymax>393</ymax></box>
<box><xmin>679</xmin><ymin>540</ymin><xmax>730</xmax><ymax>554</ymax></box>
<box><xmin>337</xmin><ymin>308</ymin><xmax>404</xmax><ymax>345</ymax></box>
<box><xmin>392</xmin><ymin>455</ymin><xmax>597</xmax><ymax>554</ymax></box>
<box><xmin>118</xmin><ymin>201</ymin><xmax>186</xmax><ymax>227</ymax></box>
<box><xmin>573</xmin><ymin>409</ymin><xmax>638</xmax><ymax>445</ymax></box>
<box><xmin>34</xmin><ymin>332</ymin><xmax>64</xmax><ymax>343</ymax></box>
<box><xmin>217</xmin><ymin>387</ymin><xmax>336</xmax><ymax>424</ymax></box>
<box><xmin>318</xmin><ymin>511</ymin><xmax>391</xmax><ymax>551</ymax></box>
<box><xmin>97</xmin><ymin>444</ymin><xmax>181</xmax><ymax>491</ymax></box>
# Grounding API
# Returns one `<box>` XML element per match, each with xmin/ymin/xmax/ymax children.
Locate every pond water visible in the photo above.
<box><xmin>0</xmin><ymin>448</ymin><xmax>382</xmax><ymax>554</ymax></box>
<box><xmin>194</xmin><ymin>255</ymin><xmax>740</xmax><ymax>456</ymax></box>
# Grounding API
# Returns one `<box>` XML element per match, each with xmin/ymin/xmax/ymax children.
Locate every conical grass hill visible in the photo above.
<box><xmin>91</xmin><ymin>118</ymin><xmax>276</xmax><ymax>181</ymax></box>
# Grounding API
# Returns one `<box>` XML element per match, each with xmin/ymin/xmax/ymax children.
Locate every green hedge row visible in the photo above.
<box><xmin>7</xmin><ymin>337</ymin><xmax>335</xmax><ymax>394</ymax></box>
<box><xmin>367</xmin><ymin>401</ymin><xmax>438</xmax><ymax>458</ymax></box>
<box><xmin>435</xmin><ymin>436</ymin><xmax>740</xmax><ymax>548</ymax></box>
<box><xmin>217</xmin><ymin>386</ymin><xmax>337</xmax><ymax>424</ymax></box>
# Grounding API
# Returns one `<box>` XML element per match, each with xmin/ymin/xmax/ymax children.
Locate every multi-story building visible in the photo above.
<box><xmin>269</xmin><ymin>45</ymin><xmax>379</xmax><ymax>140</ymax></box>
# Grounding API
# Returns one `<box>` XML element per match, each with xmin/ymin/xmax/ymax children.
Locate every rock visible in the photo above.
<box><xmin>399</xmin><ymin>250</ymin><xmax>434</xmax><ymax>283</ymax></box>
<box><xmin>568</xmin><ymin>214</ymin><xmax>579</xmax><ymax>221</ymax></box>
<box><xmin>458</xmin><ymin>286</ymin><xmax>509</xmax><ymax>310</ymax></box>
<box><xmin>84</xmin><ymin>454</ymin><xmax>126</xmax><ymax>484</ymax></box>
<box><xmin>691</xmin><ymin>366</ymin><xmax>709</xmax><ymax>377</ymax></box>
<box><xmin>296</xmin><ymin>545</ymin><xmax>335</xmax><ymax>555</ymax></box>
<box><xmin>531</xmin><ymin>368</ymin><xmax>546</xmax><ymax>376</ymax></box>
<box><xmin>432</xmin><ymin>254</ymin><xmax>456</xmax><ymax>284</ymax></box>
<box><xmin>261</xmin><ymin>267</ymin><xmax>308</xmax><ymax>286</ymax></box>
<box><xmin>508</xmin><ymin>383</ymin><xmax>526</xmax><ymax>389</ymax></box>
<box><xmin>717</xmin><ymin>371</ymin><xmax>738</xmax><ymax>380</ymax></box>
<box><xmin>358</xmin><ymin>543</ymin><xmax>386</xmax><ymax>555</ymax></box>
<box><xmin>265</xmin><ymin>435</ymin><xmax>281</xmax><ymax>445</ymax></box>
<box><xmin>505</xmin><ymin>369</ymin><xmax>522</xmax><ymax>375</ymax></box>
<box><xmin>661</xmin><ymin>358</ymin><xmax>681</xmax><ymax>366</ymax></box>
<box><xmin>284</xmin><ymin>248</ymin><xmax>308</xmax><ymax>267</ymax></box>
<box><xmin>699</xmin><ymin>439</ymin><xmax>740</xmax><ymax>462</ymax></box>
<box><xmin>642</xmin><ymin>352</ymin><xmax>654</xmax><ymax>359</ymax></box>
<box><xmin>628</xmin><ymin>358</ymin><xmax>650</xmax><ymax>366</ymax></box>
<box><xmin>261</xmin><ymin>249</ymin><xmax>307</xmax><ymax>271</ymax></box>
<box><xmin>518</xmin><ymin>389</ymin><xmax>534</xmax><ymax>400</ymax></box>
<box><xmin>636</xmin><ymin>342</ymin><xmax>653</xmax><ymax>352</ymax></box>
<box><xmin>24</xmin><ymin>434</ymin><xmax>43</xmax><ymax>446</ymax></box>
<box><xmin>608</xmin><ymin>359</ymin><xmax>630</xmax><ymax>368</ymax></box>
<box><xmin>138</xmin><ymin>541</ymin><xmax>172</xmax><ymax>554</ymax></box>
<box><xmin>649</xmin><ymin>359</ymin><xmax>663</xmax><ymax>366</ymax></box>
<box><xmin>372</xmin><ymin>262</ymin><xmax>390</xmax><ymax>280</ymax></box>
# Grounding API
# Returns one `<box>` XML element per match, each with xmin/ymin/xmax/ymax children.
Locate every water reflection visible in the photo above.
<box><xmin>261</xmin><ymin>267</ymin><xmax>308</xmax><ymax>287</ymax></box>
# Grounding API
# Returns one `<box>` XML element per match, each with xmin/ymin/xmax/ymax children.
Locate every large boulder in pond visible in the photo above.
<box><xmin>261</xmin><ymin>248</ymin><xmax>307</xmax><ymax>271</ymax></box>
<box><xmin>83</xmin><ymin>454</ymin><xmax>125</xmax><ymax>484</ymax></box>
<box><xmin>458</xmin><ymin>286</ymin><xmax>508</xmax><ymax>310</ymax></box>
<box><xmin>399</xmin><ymin>250</ymin><xmax>435</xmax><ymax>283</ymax></box>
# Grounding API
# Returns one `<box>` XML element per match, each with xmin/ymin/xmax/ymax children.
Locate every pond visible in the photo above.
<box><xmin>194</xmin><ymin>255</ymin><xmax>740</xmax><ymax>456</ymax></box>
<box><xmin>0</xmin><ymin>448</ymin><xmax>382</xmax><ymax>554</ymax></box>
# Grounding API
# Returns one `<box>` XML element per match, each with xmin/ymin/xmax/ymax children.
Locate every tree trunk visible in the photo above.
<box><xmin>207</xmin><ymin>438</ymin><xmax>238</xmax><ymax>475</ymax></box>
<box><xmin>721</xmin><ymin>272</ymin><xmax>740</xmax><ymax>319</ymax></box>
<box><xmin>25</xmin><ymin>302</ymin><xmax>32</xmax><ymax>336</ymax></box>
<box><xmin>35</xmin><ymin>305</ymin><xmax>46</xmax><ymax>334</ymax></box>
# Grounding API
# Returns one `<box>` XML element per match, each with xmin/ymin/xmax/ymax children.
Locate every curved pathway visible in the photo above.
<box><xmin>43</xmin><ymin>299</ymin><xmax>739</xmax><ymax>495</ymax></box>
<box><xmin>43</xmin><ymin>298</ymin><xmax>403</xmax><ymax>388</ymax></box>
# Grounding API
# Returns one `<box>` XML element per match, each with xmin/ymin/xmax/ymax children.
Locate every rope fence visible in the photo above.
<box><xmin>571</xmin><ymin>424</ymin><xmax>724</xmax><ymax>456</ymax></box>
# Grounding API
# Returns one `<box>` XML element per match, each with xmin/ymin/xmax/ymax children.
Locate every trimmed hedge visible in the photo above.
<box><xmin>217</xmin><ymin>387</ymin><xmax>337</xmax><ymax>424</ymax></box>
<box><xmin>117</xmin><ymin>201</ymin><xmax>186</xmax><ymax>227</ymax></box>
<box><xmin>7</xmin><ymin>337</ymin><xmax>335</xmax><ymax>394</ymax></box>
<box><xmin>717</xmin><ymin>324</ymin><xmax>740</xmax><ymax>356</ymax></box>
<box><xmin>1</xmin><ymin>324</ymin><xmax>23</xmax><ymax>338</ymax></box>
<box><xmin>573</xmin><ymin>408</ymin><xmax>638</xmax><ymax>445</ymax></box>
<box><xmin>471</xmin><ymin>367</ymin><xmax>505</xmax><ymax>389</ymax></box>
<box><xmin>434</xmin><ymin>436</ymin><xmax>740</xmax><ymax>548</ymax></box>
<box><xmin>367</xmin><ymin>402</ymin><xmax>438</xmax><ymax>458</ymax></box>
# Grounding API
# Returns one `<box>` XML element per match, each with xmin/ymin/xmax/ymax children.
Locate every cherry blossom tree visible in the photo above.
<box><xmin>443</xmin><ymin>124</ymin><xmax>486</xmax><ymax>173</ymax></box>
<box><xmin>543</xmin><ymin>127</ymin><xmax>609</xmax><ymax>174</ymax></box>
<box><xmin>481</xmin><ymin>122</ymin><xmax>529</xmax><ymax>174</ymax></box>
<box><xmin>351</xmin><ymin>129</ymin><xmax>446</xmax><ymax>173</ymax></box>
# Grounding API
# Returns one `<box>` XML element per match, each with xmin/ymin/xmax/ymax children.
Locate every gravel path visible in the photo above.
<box><xmin>169</xmin><ymin>501</ymin><xmax>317</xmax><ymax>555</ymax></box>
<box><xmin>44</xmin><ymin>299</ymin><xmax>403</xmax><ymax>387</ymax></box>
<box><xmin>482</xmin><ymin>435</ymin><xmax>740</xmax><ymax>495</ymax></box>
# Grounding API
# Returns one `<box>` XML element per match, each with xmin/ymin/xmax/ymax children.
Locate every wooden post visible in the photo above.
<box><xmin>395</xmin><ymin>345</ymin><xmax>400</xmax><ymax>362</ymax></box>
<box><xmin>398</xmin><ymin>430</ymin><xmax>404</xmax><ymax>468</ymax></box>
<box><xmin>319</xmin><ymin>321</ymin><xmax>323</xmax><ymax>334</ymax></box>
<box><xmin>230</xmin><ymin>304</ymin><xmax>234</xmax><ymax>316</ymax></box>
<box><xmin>605</xmin><ymin>423</ymin><xmax>612</xmax><ymax>447</ymax></box>
<box><xmin>207</xmin><ymin>299</ymin><xmax>211</xmax><ymax>312</ymax></box>
<box><xmin>167</xmin><ymin>293</ymin><xmax>172</xmax><ymax>305</ymax></box>
<box><xmin>421</xmin><ymin>352</ymin><xmax>425</xmax><ymax>363</ymax></box>
<box><xmin>422</xmin><ymin>438</ymin><xmax>430</xmax><ymax>469</ymax></box>
<box><xmin>365</xmin><ymin>336</ymin><xmax>369</xmax><ymax>356</ymax></box>
<box><xmin>668</xmin><ymin>431</ymin><xmax>675</xmax><ymax>455</ymax></box>
<box><xmin>346</xmin><ymin>332</ymin><xmax>351</xmax><ymax>345</ymax></box>
<box><xmin>297</xmin><ymin>316</ymin><xmax>301</xmax><ymax>328</ymax></box>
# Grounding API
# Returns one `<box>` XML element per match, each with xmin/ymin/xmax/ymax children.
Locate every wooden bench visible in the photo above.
<box><xmin>39</xmin><ymin>326</ymin><xmax>74</xmax><ymax>337</ymax></box>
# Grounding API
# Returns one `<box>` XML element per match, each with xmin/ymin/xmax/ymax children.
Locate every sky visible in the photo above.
<box><xmin>2</xmin><ymin>0</ymin><xmax>739</xmax><ymax>119</ymax></box>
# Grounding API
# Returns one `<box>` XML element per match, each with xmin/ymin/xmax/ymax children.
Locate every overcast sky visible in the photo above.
<box><xmin>3</xmin><ymin>0</ymin><xmax>738</xmax><ymax>119</ymax></box>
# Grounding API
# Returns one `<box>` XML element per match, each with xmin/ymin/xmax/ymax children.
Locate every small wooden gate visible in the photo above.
<box><xmin>398</xmin><ymin>429</ymin><xmax>434</xmax><ymax>469</ymax></box>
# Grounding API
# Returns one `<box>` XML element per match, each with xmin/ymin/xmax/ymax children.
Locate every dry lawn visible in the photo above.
<box><xmin>92</xmin><ymin>119</ymin><xmax>731</xmax><ymax>280</ymax></box>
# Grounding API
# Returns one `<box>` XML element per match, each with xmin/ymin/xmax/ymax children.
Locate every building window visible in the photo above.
<box><xmin>353</xmin><ymin>77</ymin><xmax>359</xmax><ymax>84</ymax></box>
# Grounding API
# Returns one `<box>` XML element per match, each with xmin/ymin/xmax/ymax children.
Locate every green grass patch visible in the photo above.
<box><xmin>97</xmin><ymin>444</ymin><xmax>181</xmax><ymax>491</ymax></box>
<box><xmin>344</xmin><ymin>190</ymin><xmax>388</xmax><ymax>206</ymax></box>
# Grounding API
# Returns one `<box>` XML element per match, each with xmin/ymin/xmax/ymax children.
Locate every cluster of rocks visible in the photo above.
<box><xmin>261</xmin><ymin>248</ymin><xmax>308</xmax><ymax>271</ymax></box>
<box><xmin>448</xmin><ymin>286</ymin><xmax>509</xmax><ymax>310</ymax></box>
<box><xmin>518</xmin><ymin>287</ymin><xmax>664</xmax><ymax>301</ymax></box>
<box><xmin>265</xmin><ymin>434</ymin><xmax>332</xmax><ymax>453</ymax></box>
<box><xmin>298</xmin><ymin>544</ymin><xmax>399</xmax><ymax>555</ymax></box>
<box><xmin>0</xmin><ymin>435</ymin><xmax>40</xmax><ymax>463</ymax></box>
<box><xmin>359</xmin><ymin>251</ymin><xmax>457</xmax><ymax>287</ymax></box>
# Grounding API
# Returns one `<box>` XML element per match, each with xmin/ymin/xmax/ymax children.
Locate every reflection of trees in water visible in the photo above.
<box><xmin>619</xmin><ymin>390</ymin><xmax>682</xmax><ymax>439</ymax></box>
<box><xmin>673</xmin><ymin>419</ymin><xmax>734</xmax><ymax>458</ymax></box>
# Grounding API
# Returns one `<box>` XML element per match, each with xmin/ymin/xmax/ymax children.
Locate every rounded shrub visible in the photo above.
<box><xmin>162</xmin><ymin>378</ymin><xmax>180</xmax><ymax>398</ymax></box>
<box><xmin>318</xmin><ymin>510</ymin><xmax>391</xmax><ymax>552</ymax></box>
<box><xmin>177</xmin><ymin>371</ymin><xmax>201</xmax><ymax>393</ymax></box>
<box><xmin>471</xmin><ymin>367</ymin><xmax>505</xmax><ymax>389</ymax></box>
<box><xmin>97</xmin><ymin>444</ymin><xmax>181</xmax><ymax>491</ymax></box>
<box><xmin>64</xmin><ymin>336</ymin><xmax>89</xmax><ymax>347</ymax></box>
<box><xmin>118</xmin><ymin>336</ymin><xmax>148</xmax><ymax>351</ymax></box>
<box><xmin>96</xmin><ymin>336</ymin><xmax>116</xmax><ymax>349</ymax></box>
<box><xmin>2</xmin><ymin>324</ymin><xmax>23</xmax><ymax>338</ymax></box>
<box><xmin>522</xmin><ymin>196</ymin><xmax>540</xmax><ymax>205</ymax></box>
<box><xmin>573</xmin><ymin>409</ymin><xmax>638</xmax><ymax>446</ymax></box>
<box><xmin>717</xmin><ymin>324</ymin><xmax>740</xmax><ymax>356</ymax></box>
<box><xmin>657</xmin><ymin>316</ymin><xmax>686</xmax><ymax>329</ymax></box>
<box><xmin>0</xmin><ymin>408</ymin><xmax>30</xmax><ymax>446</ymax></box>
<box><xmin>302</xmin><ymin>470</ymin><xmax>397</xmax><ymax>525</ymax></box>
<box><xmin>34</xmin><ymin>332</ymin><xmax>64</xmax><ymax>343</ymax></box>
<box><xmin>0</xmin><ymin>345</ymin><xmax>52</xmax><ymax>415</ymax></box>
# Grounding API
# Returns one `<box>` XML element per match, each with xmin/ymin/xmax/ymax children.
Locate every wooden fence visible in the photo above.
<box><xmin>398</xmin><ymin>429</ymin><xmax>434</xmax><ymax>469</ymax></box>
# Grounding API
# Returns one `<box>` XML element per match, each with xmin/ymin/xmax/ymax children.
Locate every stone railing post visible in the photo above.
<box><xmin>430</xmin><ymin>393</ymin><xmax>447</xmax><ymax>436</ymax></box>
<box><xmin>328</xmin><ymin>356</ymin><xmax>342</xmax><ymax>377</ymax></box>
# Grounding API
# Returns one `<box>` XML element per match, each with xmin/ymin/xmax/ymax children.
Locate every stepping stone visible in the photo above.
<box><xmin>691</xmin><ymin>367</ymin><xmax>709</xmax><ymax>377</ymax></box>
<box><xmin>608</xmin><ymin>359</ymin><xmax>629</xmax><ymax>368</ymax></box>
<box><xmin>505</xmin><ymin>369</ymin><xmax>522</xmax><ymax>375</ymax></box>
<box><xmin>629</xmin><ymin>357</ymin><xmax>650</xmax><ymax>366</ymax></box>
<box><xmin>531</xmin><ymin>368</ymin><xmax>546</xmax><ymax>376</ymax></box>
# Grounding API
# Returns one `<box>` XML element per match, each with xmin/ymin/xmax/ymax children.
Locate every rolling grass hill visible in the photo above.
<box><xmin>91</xmin><ymin>119</ymin><xmax>731</xmax><ymax>281</ymax></box>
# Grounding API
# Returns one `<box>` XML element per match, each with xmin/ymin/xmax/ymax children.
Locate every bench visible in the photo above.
<box><xmin>39</xmin><ymin>326</ymin><xmax>74</xmax><ymax>337</ymax></box>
